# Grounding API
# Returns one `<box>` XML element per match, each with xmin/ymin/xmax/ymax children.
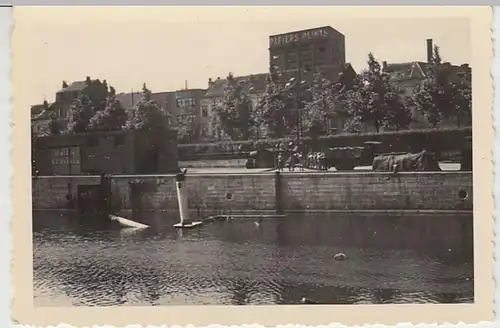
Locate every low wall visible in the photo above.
<box><xmin>281</xmin><ymin>172</ymin><xmax>472</xmax><ymax>211</ymax></box>
<box><xmin>32</xmin><ymin>171</ymin><xmax>473</xmax><ymax>213</ymax></box>
<box><xmin>179</xmin><ymin>159</ymin><xmax>246</xmax><ymax>168</ymax></box>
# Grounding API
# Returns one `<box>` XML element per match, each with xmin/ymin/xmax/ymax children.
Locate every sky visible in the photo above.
<box><xmin>13</xmin><ymin>6</ymin><xmax>471</xmax><ymax>113</ymax></box>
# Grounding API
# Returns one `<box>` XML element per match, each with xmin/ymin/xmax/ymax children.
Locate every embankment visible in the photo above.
<box><xmin>32</xmin><ymin>171</ymin><xmax>473</xmax><ymax>213</ymax></box>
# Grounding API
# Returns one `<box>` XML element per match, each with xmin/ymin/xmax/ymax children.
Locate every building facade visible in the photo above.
<box><xmin>31</xmin><ymin>78</ymin><xmax>107</xmax><ymax>137</ymax></box>
<box><xmin>269</xmin><ymin>26</ymin><xmax>346</xmax><ymax>83</ymax></box>
<box><xmin>115</xmin><ymin>88</ymin><xmax>207</xmax><ymax>143</ymax></box>
<box><xmin>174</xmin><ymin>88</ymin><xmax>207</xmax><ymax>143</ymax></box>
<box><xmin>200</xmin><ymin>73</ymin><xmax>269</xmax><ymax>141</ymax></box>
<box><xmin>32</xmin><ymin>129</ymin><xmax>178</xmax><ymax>176</ymax></box>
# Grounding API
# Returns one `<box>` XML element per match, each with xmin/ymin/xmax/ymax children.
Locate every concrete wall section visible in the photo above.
<box><xmin>280</xmin><ymin>172</ymin><xmax>472</xmax><ymax>211</ymax></box>
<box><xmin>32</xmin><ymin>176</ymin><xmax>101</xmax><ymax>209</ymax></box>
<box><xmin>32</xmin><ymin>171</ymin><xmax>472</xmax><ymax>212</ymax></box>
<box><xmin>111</xmin><ymin>173</ymin><xmax>277</xmax><ymax>212</ymax></box>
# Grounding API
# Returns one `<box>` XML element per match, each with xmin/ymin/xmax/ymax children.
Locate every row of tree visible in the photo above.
<box><xmin>69</xmin><ymin>80</ymin><xmax>169</xmax><ymax>133</ymax></box>
<box><xmin>38</xmin><ymin>78</ymin><xmax>169</xmax><ymax>136</ymax></box>
<box><xmin>213</xmin><ymin>46</ymin><xmax>472</xmax><ymax>141</ymax></box>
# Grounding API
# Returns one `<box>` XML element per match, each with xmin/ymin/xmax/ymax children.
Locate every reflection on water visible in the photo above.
<box><xmin>33</xmin><ymin>210</ymin><xmax>474</xmax><ymax>306</ymax></box>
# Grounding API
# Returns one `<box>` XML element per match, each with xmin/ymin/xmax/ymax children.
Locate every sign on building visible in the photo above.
<box><xmin>269</xmin><ymin>27</ymin><xmax>331</xmax><ymax>47</ymax></box>
<box><xmin>51</xmin><ymin>147</ymin><xmax>81</xmax><ymax>175</ymax></box>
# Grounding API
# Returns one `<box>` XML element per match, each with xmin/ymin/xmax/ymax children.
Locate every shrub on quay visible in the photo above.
<box><xmin>177</xmin><ymin>127</ymin><xmax>472</xmax><ymax>160</ymax></box>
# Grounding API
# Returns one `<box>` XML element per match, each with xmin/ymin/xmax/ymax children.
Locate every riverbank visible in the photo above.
<box><xmin>32</xmin><ymin>170</ymin><xmax>473</xmax><ymax>213</ymax></box>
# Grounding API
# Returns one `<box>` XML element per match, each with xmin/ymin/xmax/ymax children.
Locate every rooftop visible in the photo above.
<box><xmin>269</xmin><ymin>25</ymin><xmax>341</xmax><ymax>38</ymax></box>
<box><xmin>383</xmin><ymin>61</ymin><xmax>471</xmax><ymax>81</ymax></box>
<box><xmin>31</xmin><ymin>102</ymin><xmax>56</xmax><ymax>121</ymax></box>
<box><xmin>115</xmin><ymin>91</ymin><xmax>176</xmax><ymax>111</ymax></box>
<box><xmin>205</xmin><ymin>73</ymin><xmax>269</xmax><ymax>98</ymax></box>
<box><xmin>383</xmin><ymin>61</ymin><xmax>429</xmax><ymax>80</ymax></box>
<box><xmin>115</xmin><ymin>89</ymin><xmax>206</xmax><ymax>112</ymax></box>
<box><xmin>57</xmin><ymin>80</ymin><xmax>94</xmax><ymax>93</ymax></box>
<box><xmin>31</xmin><ymin>103</ymin><xmax>46</xmax><ymax>116</ymax></box>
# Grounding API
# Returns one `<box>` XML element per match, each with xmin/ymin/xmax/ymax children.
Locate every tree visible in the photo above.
<box><xmin>413</xmin><ymin>79</ymin><xmax>441</xmax><ymax>127</ymax></box>
<box><xmin>382</xmin><ymin>92</ymin><xmax>413</xmax><ymax>131</ymax></box>
<box><xmin>413</xmin><ymin>45</ymin><xmax>472</xmax><ymax>128</ymax></box>
<box><xmin>412</xmin><ymin>46</ymin><xmax>446</xmax><ymax>127</ymax></box>
<box><xmin>340</xmin><ymin>53</ymin><xmax>411</xmax><ymax>132</ymax></box>
<box><xmin>82</xmin><ymin>77</ymin><xmax>109</xmax><ymax>112</ymax></box>
<box><xmin>256</xmin><ymin>67</ymin><xmax>296</xmax><ymax>138</ymax></box>
<box><xmin>450</xmin><ymin>68</ymin><xmax>472</xmax><ymax>127</ymax></box>
<box><xmin>336</xmin><ymin>80</ymin><xmax>365</xmax><ymax>133</ymax></box>
<box><xmin>88</xmin><ymin>88</ymin><xmax>128</xmax><ymax>131</ymax></box>
<box><xmin>125</xmin><ymin>83</ymin><xmax>168</xmax><ymax>131</ymax></box>
<box><xmin>301</xmin><ymin>72</ymin><xmax>336</xmax><ymax>138</ymax></box>
<box><xmin>332</xmin><ymin>70</ymin><xmax>360</xmax><ymax>133</ymax></box>
<box><xmin>48</xmin><ymin>109</ymin><xmax>64</xmax><ymax>135</ymax></box>
<box><xmin>215</xmin><ymin>73</ymin><xmax>255</xmax><ymax>140</ymax></box>
<box><xmin>66</xmin><ymin>94</ymin><xmax>94</xmax><ymax>133</ymax></box>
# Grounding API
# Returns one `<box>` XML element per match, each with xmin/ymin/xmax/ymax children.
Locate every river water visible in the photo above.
<box><xmin>33</xmin><ymin>211</ymin><xmax>474</xmax><ymax>306</ymax></box>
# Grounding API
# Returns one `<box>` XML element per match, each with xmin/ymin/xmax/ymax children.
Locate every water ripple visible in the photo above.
<box><xmin>33</xmin><ymin>211</ymin><xmax>474</xmax><ymax>306</ymax></box>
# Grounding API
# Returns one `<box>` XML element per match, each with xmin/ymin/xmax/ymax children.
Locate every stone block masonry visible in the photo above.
<box><xmin>179</xmin><ymin>159</ymin><xmax>247</xmax><ymax>168</ymax></box>
<box><xmin>280</xmin><ymin>171</ymin><xmax>472</xmax><ymax>212</ymax></box>
<box><xmin>32</xmin><ymin>171</ymin><xmax>472</xmax><ymax>213</ymax></box>
<box><xmin>32</xmin><ymin>176</ymin><xmax>101</xmax><ymax>209</ymax></box>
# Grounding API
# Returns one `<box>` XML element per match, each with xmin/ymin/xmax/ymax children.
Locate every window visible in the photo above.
<box><xmin>202</xmin><ymin>105</ymin><xmax>209</xmax><ymax>117</ymax></box>
<box><xmin>300</xmin><ymin>47</ymin><xmax>312</xmax><ymax>56</ymax></box>
<box><xmin>177</xmin><ymin>98</ymin><xmax>197</xmax><ymax>109</ymax></box>
<box><xmin>114</xmin><ymin>135</ymin><xmax>125</xmax><ymax>147</ymax></box>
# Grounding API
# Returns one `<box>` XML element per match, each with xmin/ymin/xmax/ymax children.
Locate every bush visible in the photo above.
<box><xmin>177</xmin><ymin>127</ymin><xmax>472</xmax><ymax>160</ymax></box>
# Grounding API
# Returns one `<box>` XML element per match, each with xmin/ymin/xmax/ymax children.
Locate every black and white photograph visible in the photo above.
<box><xmin>11</xmin><ymin>5</ymin><xmax>494</xmax><ymax>326</ymax></box>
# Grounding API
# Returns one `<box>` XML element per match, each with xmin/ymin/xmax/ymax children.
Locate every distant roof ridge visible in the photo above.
<box><xmin>58</xmin><ymin>79</ymin><xmax>96</xmax><ymax>93</ymax></box>
<box><xmin>269</xmin><ymin>25</ymin><xmax>338</xmax><ymax>37</ymax></box>
<box><xmin>205</xmin><ymin>72</ymin><xmax>270</xmax><ymax>97</ymax></box>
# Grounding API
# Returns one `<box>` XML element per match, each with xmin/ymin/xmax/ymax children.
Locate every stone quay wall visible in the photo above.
<box><xmin>178</xmin><ymin>159</ymin><xmax>246</xmax><ymax>168</ymax></box>
<box><xmin>32</xmin><ymin>171</ymin><xmax>473</xmax><ymax>213</ymax></box>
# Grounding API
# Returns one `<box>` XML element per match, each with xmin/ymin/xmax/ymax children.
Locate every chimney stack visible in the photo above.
<box><xmin>382</xmin><ymin>61</ymin><xmax>388</xmax><ymax>71</ymax></box>
<box><xmin>426</xmin><ymin>39</ymin><xmax>433</xmax><ymax>63</ymax></box>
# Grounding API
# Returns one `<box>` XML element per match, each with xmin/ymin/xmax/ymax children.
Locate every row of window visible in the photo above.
<box><xmin>177</xmin><ymin>97</ymin><xmax>197</xmax><ymax>108</ymax></box>
<box><xmin>271</xmin><ymin>45</ymin><xmax>331</xmax><ymax>61</ymax></box>
<box><xmin>271</xmin><ymin>42</ymin><xmax>344</xmax><ymax>70</ymax></box>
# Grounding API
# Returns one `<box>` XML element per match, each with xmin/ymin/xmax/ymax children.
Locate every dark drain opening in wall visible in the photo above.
<box><xmin>458</xmin><ymin>189</ymin><xmax>468</xmax><ymax>200</ymax></box>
